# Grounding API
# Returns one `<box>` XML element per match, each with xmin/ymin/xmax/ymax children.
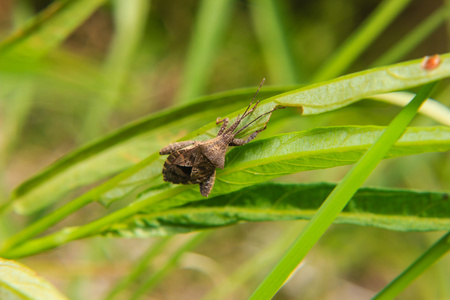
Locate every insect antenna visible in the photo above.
<box><xmin>240</xmin><ymin>78</ymin><xmax>265</xmax><ymax>120</ymax></box>
<box><xmin>224</xmin><ymin>78</ymin><xmax>266</xmax><ymax>134</ymax></box>
<box><xmin>234</xmin><ymin>105</ymin><xmax>285</xmax><ymax>135</ymax></box>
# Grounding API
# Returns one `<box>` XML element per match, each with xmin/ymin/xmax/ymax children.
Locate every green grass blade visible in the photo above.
<box><xmin>103</xmin><ymin>237</ymin><xmax>172</xmax><ymax>300</ymax></box>
<box><xmin>175</xmin><ymin>0</ymin><xmax>234</xmax><ymax>103</ymax></box>
<box><xmin>0</xmin><ymin>81</ymin><xmax>33</xmax><ymax>213</ymax></box>
<box><xmin>201</xmin><ymin>225</ymin><xmax>303</xmax><ymax>300</ymax></box>
<box><xmin>250</xmin><ymin>0</ymin><xmax>299</xmax><ymax>83</ymax></box>
<box><xmin>369</xmin><ymin>92</ymin><xmax>450</xmax><ymax>126</ymax></box>
<box><xmin>0</xmin><ymin>0</ymin><xmax>105</xmax><ymax>209</ymax></box>
<box><xmin>104</xmin><ymin>183</ymin><xmax>450</xmax><ymax>238</ymax></box>
<box><xmin>130</xmin><ymin>232</ymin><xmax>209</xmax><ymax>300</ymax></box>
<box><xmin>373</xmin><ymin>232</ymin><xmax>450</xmax><ymax>300</ymax></box>
<box><xmin>0</xmin><ymin>0</ymin><xmax>33</xmax><ymax>169</ymax></box>
<box><xmin>312</xmin><ymin>0</ymin><xmax>411</xmax><ymax>82</ymax></box>
<box><xmin>371</xmin><ymin>8</ymin><xmax>446</xmax><ymax>67</ymax></box>
<box><xmin>0</xmin><ymin>0</ymin><xmax>107</xmax><ymax>60</ymax></box>
<box><xmin>1</xmin><ymin>185</ymin><xmax>188</xmax><ymax>258</ymax></box>
<box><xmin>11</xmin><ymin>54</ymin><xmax>450</xmax><ymax>215</ymax></box>
<box><xmin>248</xmin><ymin>82</ymin><xmax>437</xmax><ymax>299</ymax></box>
<box><xmin>81</xmin><ymin>0</ymin><xmax>150</xmax><ymax>140</ymax></box>
<box><xmin>0</xmin><ymin>1</ymin><xmax>33</xmax><ymax>226</ymax></box>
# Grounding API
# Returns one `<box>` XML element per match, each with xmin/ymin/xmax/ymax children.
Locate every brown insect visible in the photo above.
<box><xmin>159</xmin><ymin>79</ymin><xmax>283</xmax><ymax>197</ymax></box>
<box><xmin>421</xmin><ymin>54</ymin><xmax>441</xmax><ymax>70</ymax></box>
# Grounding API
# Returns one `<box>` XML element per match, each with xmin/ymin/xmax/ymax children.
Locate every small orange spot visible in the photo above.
<box><xmin>421</xmin><ymin>54</ymin><xmax>441</xmax><ymax>70</ymax></box>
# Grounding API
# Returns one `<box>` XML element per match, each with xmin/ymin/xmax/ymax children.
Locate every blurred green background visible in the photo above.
<box><xmin>0</xmin><ymin>0</ymin><xmax>449</xmax><ymax>299</ymax></box>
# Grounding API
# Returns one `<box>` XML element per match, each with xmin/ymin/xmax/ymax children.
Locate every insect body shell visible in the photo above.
<box><xmin>162</xmin><ymin>137</ymin><xmax>228</xmax><ymax>196</ymax></box>
<box><xmin>162</xmin><ymin>145</ymin><xmax>215</xmax><ymax>184</ymax></box>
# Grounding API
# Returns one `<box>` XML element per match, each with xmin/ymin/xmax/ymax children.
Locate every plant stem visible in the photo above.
<box><xmin>0</xmin><ymin>153</ymin><xmax>161</xmax><ymax>255</ymax></box>
<box><xmin>0</xmin><ymin>193</ymin><xmax>93</xmax><ymax>254</ymax></box>
<box><xmin>373</xmin><ymin>232</ymin><xmax>450</xmax><ymax>300</ymax></box>
<box><xmin>1</xmin><ymin>185</ymin><xmax>190</xmax><ymax>258</ymax></box>
<box><xmin>248</xmin><ymin>82</ymin><xmax>437</xmax><ymax>299</ymax></box>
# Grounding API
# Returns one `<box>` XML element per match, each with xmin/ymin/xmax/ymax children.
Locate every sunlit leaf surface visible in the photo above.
<box><xmin>0</xmin><ymin>258</ymin><xmax>67</xmax><ymax>300</ymax></box>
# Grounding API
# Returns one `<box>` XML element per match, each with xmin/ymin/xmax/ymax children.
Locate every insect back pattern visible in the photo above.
<box><xmin>159</xmin><ymin>79</ymin><xmax>284</xmax><ymax>197</ymax></box>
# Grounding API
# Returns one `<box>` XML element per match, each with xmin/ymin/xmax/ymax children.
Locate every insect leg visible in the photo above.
<box><xmin>159</xmin><ymin>140</ymin><xmax>195</xmax><ymax>155</ymax></box>
<box><xmin>230</xmin><ymin>125</ymin><xmax>267</xmax><ymax>146</ymax></box>
<box><xmin>199</xmin><ymin>170</ymin><xmax>216</xmax><ymax>197</ymax></box>
<box><xmin>216</xmin><ymin>117</ymin><xmax>229</xmax><ymax>135</ymax></box>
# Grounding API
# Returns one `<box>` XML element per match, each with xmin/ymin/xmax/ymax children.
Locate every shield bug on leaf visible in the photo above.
<box><xmin>159</xmin><ymin>79</ymin><xmax>284</xmax><ymax>197</ymax></box>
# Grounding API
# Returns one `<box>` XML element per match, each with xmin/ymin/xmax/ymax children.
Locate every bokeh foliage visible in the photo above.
<box><xmin>0</xmin><ymin>1</ymin><xmax>449</xmax><ymax>300</ymax></box>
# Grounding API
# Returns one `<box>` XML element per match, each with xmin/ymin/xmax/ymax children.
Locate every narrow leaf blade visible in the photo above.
<box><xmin>104</xmin><ymin>183</ymin><xmax>450</xmax><ymax>237</ymax></box>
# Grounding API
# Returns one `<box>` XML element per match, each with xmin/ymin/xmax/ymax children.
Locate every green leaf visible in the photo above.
<box><xmin>0</xmin><ymin>258</ymin><xmax>68</xmax><ymax>300</ymax></box>
<box><xmin>12</xmin><ymin>53</ymin><xmax>450</xmax><ymax>215</ymax></box>
<box><xmin>0</xmin><ymin>0</ymin><xmax>107</xmax><ymax>62</ymax></box>
<box><xmin>113</xmin><ymin>125</ymin><xmax>450</xmax><ymax>209</ymax></box>
<box><xmin>104</xmin><ymin>181</ymin><xmax>450</xmax><ymax>238</ymax></box>
<box><xmin>217</xmin><ymin>126</ymin><xmax>450</xmax><ymax>191</ymax></box>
